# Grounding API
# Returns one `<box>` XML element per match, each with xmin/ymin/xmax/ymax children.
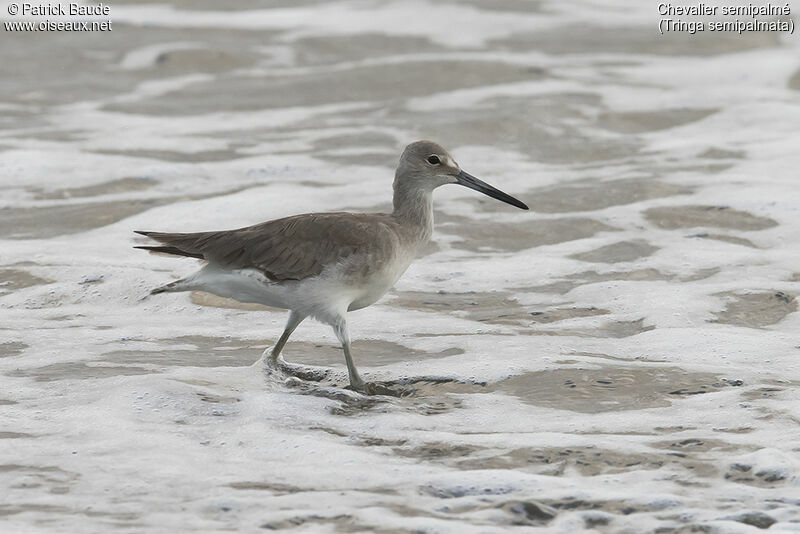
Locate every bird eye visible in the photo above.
<box><xmin>426</xmin><ymin>155</ymin><xmax>441</xmax><ymax>165</ymax></box>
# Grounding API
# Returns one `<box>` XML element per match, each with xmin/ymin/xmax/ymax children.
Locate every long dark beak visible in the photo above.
<box><xmin>455</xmin><ymin>170</ymin><xmax>528</xmax><ymax>210</ymax></box>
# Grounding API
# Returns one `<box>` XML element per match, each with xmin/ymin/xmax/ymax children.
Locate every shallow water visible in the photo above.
<box><xmin>3</xmin><ymin>1</ymin><xmax>800</xmax><ymax>532</ymax></box>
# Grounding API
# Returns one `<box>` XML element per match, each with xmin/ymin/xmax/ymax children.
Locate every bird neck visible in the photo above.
<box><xmin>392</xmin><ymin>180</ymin><xmax>434</xmax><ymax>240</ymax></box>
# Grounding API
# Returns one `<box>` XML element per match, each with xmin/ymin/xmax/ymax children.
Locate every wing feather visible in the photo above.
<box><xmin>135</xmin><ymin>213</ymin><xmax>398</xmax><ymax>281</ymax></box>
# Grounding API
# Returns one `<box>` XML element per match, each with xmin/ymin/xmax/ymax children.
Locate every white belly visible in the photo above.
<box><xmin>189</xmin><ymin>265</ymin><xmax>293</xmax><ymax>309</ymax></box>
<box><xmin>188</xmin><ymin>252</ymin><xmax>414</xmax><ymax>324</ymax></box>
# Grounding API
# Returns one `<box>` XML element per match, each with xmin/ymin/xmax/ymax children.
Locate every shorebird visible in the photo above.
<box><xmin>135</xmin><ymin>141</ymin><xmax>527</xmax><ymax>393</ymax></box>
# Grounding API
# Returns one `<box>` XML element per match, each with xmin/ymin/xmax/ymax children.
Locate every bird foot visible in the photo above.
<box><xmin>345</xmin><ymin>381</ymin><xmax>398</xmax><ymax>396</ymax></box>
<box><xmin>283</xmin><ymin>376</ymin><xmax>305</xmax><ymax>388</ymax></box>
<box><xmin>265</xmin><ymin>354</ymin><xmax>330</xmax><ymax>383</ymax></box>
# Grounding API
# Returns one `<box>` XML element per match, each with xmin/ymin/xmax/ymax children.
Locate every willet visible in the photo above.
<box><xmin>135</xmin><ymin>141</ymin><xmax>528</xmax><ymax>393</ymax></box>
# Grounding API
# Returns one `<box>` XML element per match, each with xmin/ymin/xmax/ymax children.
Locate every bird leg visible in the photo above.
<box><xmin>267</xmin><ymin>312</ymin><xmax>373</xmax><ymax>392</ymax></box>
<box><xmin>266</xmin><ymin>312</ymin><xmax>330</xmax><ymax>383</ymax></box>
<box><xmin>267</xmin><ymin>311</ymin><xmax>305</xmax><ymax>368</ymax></box>
<box><xmin>332</xmin><ymin>318</ymin><xmax>366</xmax><ymax>391</ymax></box>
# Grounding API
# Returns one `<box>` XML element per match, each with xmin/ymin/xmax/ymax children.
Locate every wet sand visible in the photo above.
<box><xmin>644</xmin><ymin>205</ymin><xmax>778</xmax><ymax>231</ymax></box>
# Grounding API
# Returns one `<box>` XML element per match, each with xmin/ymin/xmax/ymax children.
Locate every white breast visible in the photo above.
<box><xmin>346</xmin><ymin>248</ymin><xmax>417</xmax><ymax>311</ymax></box>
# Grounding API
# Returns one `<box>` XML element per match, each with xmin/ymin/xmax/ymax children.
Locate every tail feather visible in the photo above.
<box><xmin>133</xmin><ymin>245</ymin><xmax>205</xmax><ymax>259</ymax></box>
<box><xmin>150</xmin><ymin>278</ymin><xmax>188</xmax><ymax>295</ymax></box>
<box><xmin>135</xmin><ymin>230</ymin><xmax>202</xmax><ymax>296</ymax></box>
<box><xmin>134</xmin><ymin>230</ymin><xmax>210</xmax><ymax>260</ymax></box>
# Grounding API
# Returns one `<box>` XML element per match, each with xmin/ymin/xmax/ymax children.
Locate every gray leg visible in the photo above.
<box><xmin>269</xmin><ymin>311</ymin><xmax>305</xmax><ymax>366</ymax></box>
<box><xmin>332</xmin><ymin>318</ymin><xmax>365</xmax><ymax>391</ymax></box>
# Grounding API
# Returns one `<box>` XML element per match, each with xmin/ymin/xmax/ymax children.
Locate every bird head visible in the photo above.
<box><xmin>395</xmin><ymin>140</ymin><xmax>528</xmax><ymax>210</ymax></box>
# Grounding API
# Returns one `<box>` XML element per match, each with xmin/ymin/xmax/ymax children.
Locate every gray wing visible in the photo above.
<box><xmin>135</xmin><ymin>213</ymin><xmax>395</xmax><ymax>281</ymax></box>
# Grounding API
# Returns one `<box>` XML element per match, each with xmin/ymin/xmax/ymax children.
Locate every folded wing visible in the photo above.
<box><xmin>134</xmin><ymin>213</ymin><xmax>393</xmax><ymax>281</ymax></box>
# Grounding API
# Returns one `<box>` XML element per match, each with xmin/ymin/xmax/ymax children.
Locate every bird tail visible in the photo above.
<box><xmin>149</xmin><ymin>277</ymin><xmax>192</xmax><ymax>295</ymax></box>
<box><xmin>134</xmin><ymin>231</ymin><xmax>204</xmax><ymax>296</ymax></box>
<box><xmin>133</xmin><ymin>244</ymin><xmax>205</xmax><ymax>259</ymax></box>
<box><xmin>133</xmin><ymin>231</ymin><xmax>206</xmax><ymax>259</ymax></box>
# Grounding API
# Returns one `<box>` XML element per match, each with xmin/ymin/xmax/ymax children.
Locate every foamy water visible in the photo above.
<box><xmin>2</xmin><ymin>1</ymin><xmax>800</xmax><ymax>532</ymax></box>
